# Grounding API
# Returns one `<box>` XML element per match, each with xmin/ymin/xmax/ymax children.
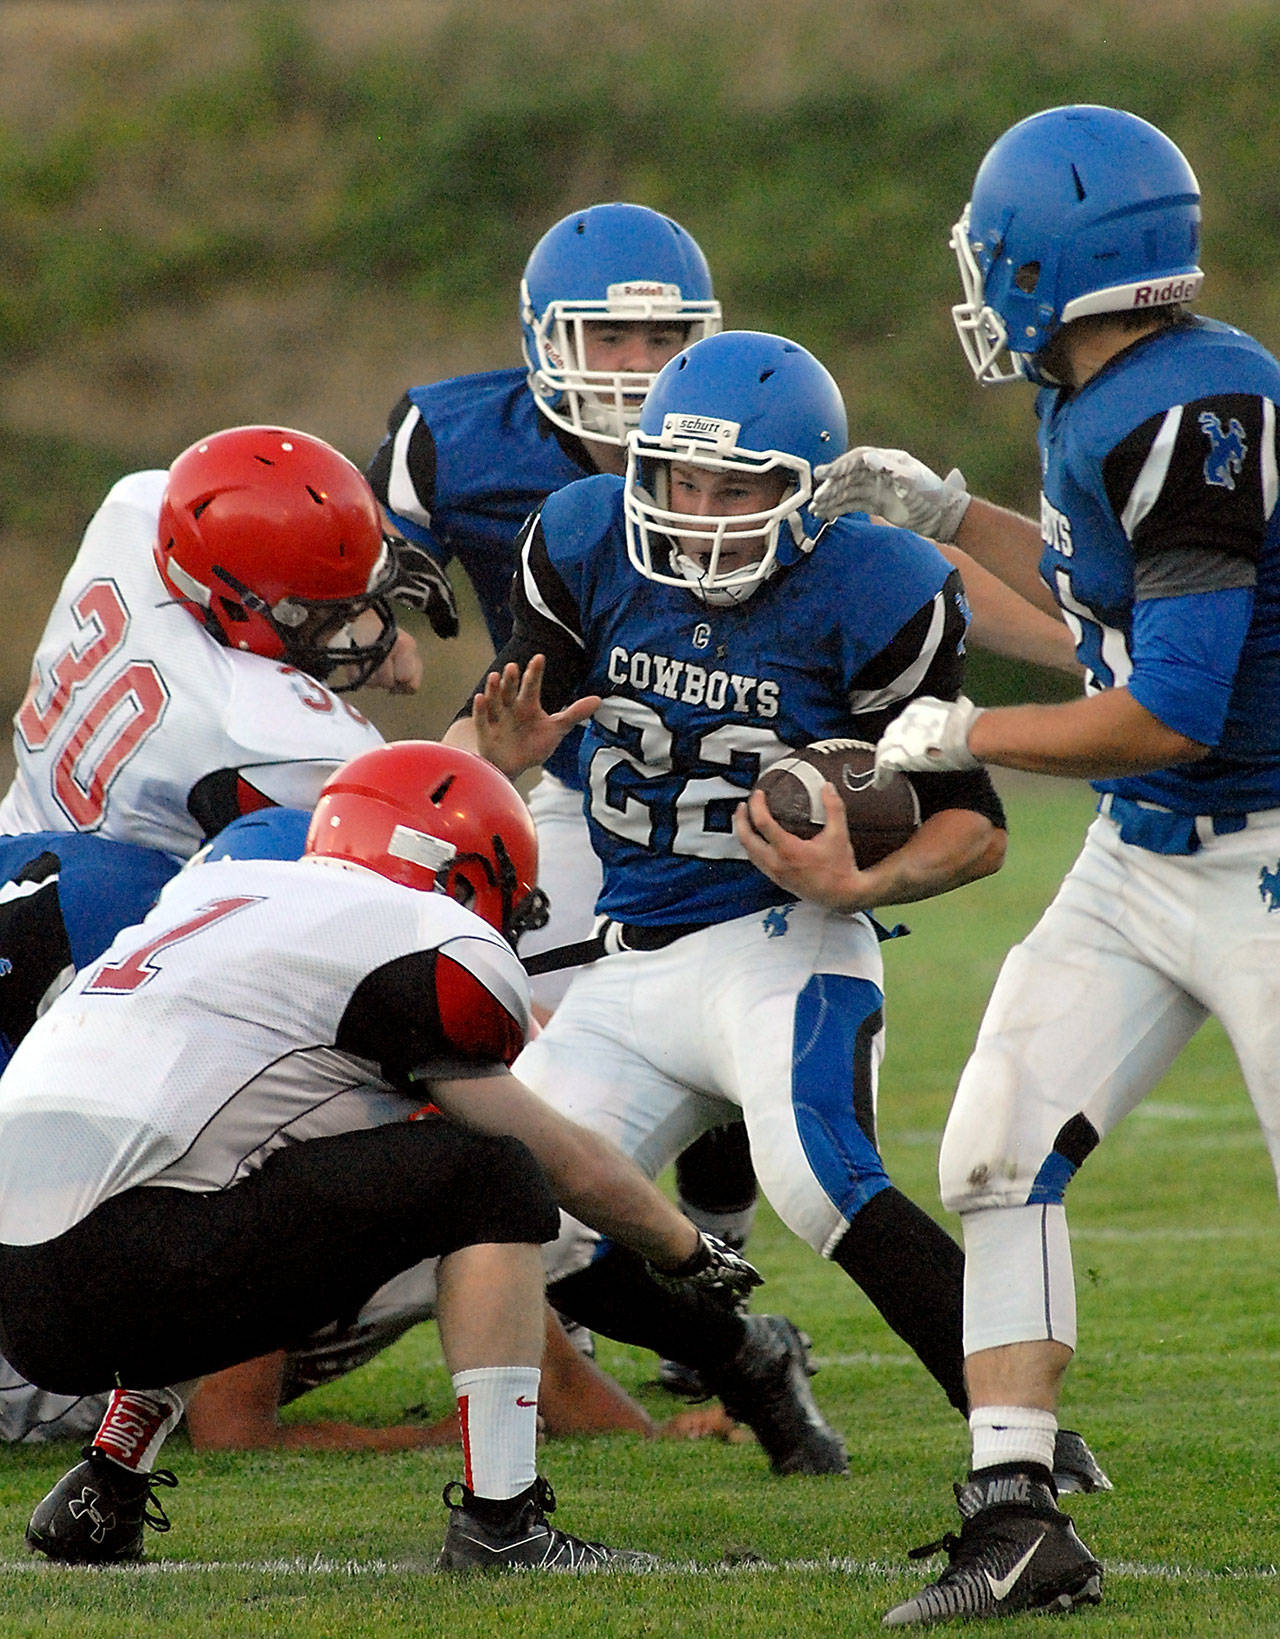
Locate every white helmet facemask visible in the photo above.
<box><xmin>521</xmin><ymin>282</ymin><xmax>721</xmax><ymax>447</ymax></box>
<box><xmin>949</xmin><ymin>205</ymin><xmax>1026</xmax><ymax>385</ymax></box>
<box><xmin>624</xmin><ymin>415</ymin><xmax>811</xmax><ymax>607</ymax></box>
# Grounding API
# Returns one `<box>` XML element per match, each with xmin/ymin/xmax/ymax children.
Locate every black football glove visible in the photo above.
<box><xmin>650</xmin><ymin>1231</ymin><xmax>763</xmax><ymax>1304</ymax></box>
<box><xmin>387</xmin><ymin>537</ymin><xmax>459</xmax><ymax>639</ymax></box>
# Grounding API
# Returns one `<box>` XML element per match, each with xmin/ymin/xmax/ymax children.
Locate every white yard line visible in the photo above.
<box><xmin>0</xmin><ymin>1554</ymin><xmax>1275</xmax><ymax>1581</ymax></box>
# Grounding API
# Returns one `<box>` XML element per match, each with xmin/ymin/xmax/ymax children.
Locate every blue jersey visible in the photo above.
<box><xmin>0</xmin><ymin>832</ymin><xmax>179</xmax><ymax>1069</ymax></box>
<box><xmin>1037</xmin><ymin>317</ymin><xmax>1280</xmax><ymax>816</ymax></box>
<box><xmin>366</xmin><ymin>368</ymin><xmax>595</xmax><ymax>789</ymax></box>
<box><xmin>495</xmin><ymin>476</ymin><xmax>1004</xmax><ymax>925</ymax></box>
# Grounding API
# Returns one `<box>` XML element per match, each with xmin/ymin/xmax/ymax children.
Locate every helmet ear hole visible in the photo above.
<box><xmin>440</xmin><ymin>866</ymin><xmax>477</xmax><ymax>912</ymax></box>
<box><xmin>1014</xmin><ymin>261</ymin><xmax>1040</xmax><ymax>294</ymax></box>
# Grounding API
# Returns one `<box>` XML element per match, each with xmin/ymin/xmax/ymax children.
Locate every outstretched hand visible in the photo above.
<box><xmin>469</xmin><ymin>654</ymin><xmax>601</xmax><ymax>779</ymax></box>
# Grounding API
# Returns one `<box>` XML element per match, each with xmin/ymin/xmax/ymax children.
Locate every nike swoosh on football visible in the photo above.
<box><xmin>985</xmin><ymin>1531</ymin><xmax>1046</xmax><ymax>1602</ymax></box>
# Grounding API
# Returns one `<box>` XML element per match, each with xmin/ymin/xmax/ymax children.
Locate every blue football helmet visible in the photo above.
<box><xmin>624</xmin><ymin>330</ymin><xmax>848</xmax><ymax>606</ymax></box>
<box><xmin>190</xmin><ymin>806</ymin><xmax>311</xmax><ymax>867</ymax></box>
<box><xmin>520</xmin><ymin>202</ymin><xmax>721</xmax><ymax>447</ymax></box>
<box><xmin>950</xmin><ymin>105</ymin><xmax>1203</xmax><ymax>385</ymax></box>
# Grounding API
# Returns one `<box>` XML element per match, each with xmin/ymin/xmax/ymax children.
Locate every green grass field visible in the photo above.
<box><xmin>3</xmin><ymin>776</ymin><xmax>1278</xmax><ymax>1637</ymax></box>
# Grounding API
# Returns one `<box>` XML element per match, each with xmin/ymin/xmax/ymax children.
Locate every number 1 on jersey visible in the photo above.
<box><xmin>87</xmin><ymin>897</ymin><xmax>263</xmax><ymax>994</ymax></box>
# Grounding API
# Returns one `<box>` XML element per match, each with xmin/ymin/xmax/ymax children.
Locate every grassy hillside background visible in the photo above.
<box><xmin>3</xmin><ymin>0</ymin><xmax>1280</xmax><ymax>752</ymax></box>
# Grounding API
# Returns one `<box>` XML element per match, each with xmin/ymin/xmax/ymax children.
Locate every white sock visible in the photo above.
<box><xmin>679</xmin><ymin>1201</ymin><xmax>756</xmax><ymax>1253</ymax></box>
<box><xmin>452</xmin><ymin>1366</ymin><xmax>541</xmax><ymax>1501</ymax></box>
<box><xmin>969</xmin><ymin>1404</ymin><xmax>1057</xmax><ymax>1475</ymax></box>
<box><xmin>93</xmin><ymin>1386</ymin><xmax>186</xmax><ymax>1473</ymax></box>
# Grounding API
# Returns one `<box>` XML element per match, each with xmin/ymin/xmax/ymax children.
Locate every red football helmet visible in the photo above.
<box><xmin>155</xmin><ymin>425</ymin><xmax>397</xmax><ymax>690</ymax></box>
<box><xmin>305</xmin><ymin>740</ymin><xmax>549</xmax><ymax>943</ymax></box>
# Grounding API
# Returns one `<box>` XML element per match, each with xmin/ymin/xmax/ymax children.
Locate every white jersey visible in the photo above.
<box><xmin>0</xmin><ymin>856</ymin><xmax>530</xmax><ymax>1245</ymax></box>
<box><xmin>0</xmin><ymin>470</ymin><xmax>384</xmax><ymax>859</ymax></box>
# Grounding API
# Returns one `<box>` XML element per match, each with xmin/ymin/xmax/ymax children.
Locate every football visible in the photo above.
<box><xmin>752</xmin><ymin>738</ymin><xmax>920</xmax><ymax>866</ymax></box>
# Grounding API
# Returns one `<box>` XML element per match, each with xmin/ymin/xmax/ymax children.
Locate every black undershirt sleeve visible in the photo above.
<box><xmin>849</xmin><ymin>569</ymin><xmax>1006</xmax><ymax>830</ymax></box>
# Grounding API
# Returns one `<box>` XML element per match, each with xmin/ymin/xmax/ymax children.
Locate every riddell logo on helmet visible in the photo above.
<box><xmin>607</xmin><ymin>281</ymin><xmax>679</xmax><ymax>301</ymax></box>
<box><xmin>1132</xmin><ymin>276</ymin><xmax>1201</xmax><ymax>308</ymax></box>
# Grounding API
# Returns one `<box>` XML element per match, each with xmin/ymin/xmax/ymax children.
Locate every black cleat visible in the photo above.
<box><xmin>656</xmin><ymin>1357</ymin><xmax>709</xmax><ymax>1399</ymax></box>
<box><xmin>659</xmin><ymin>1326</ymin><xmax>819</xmax><ymax>1402</ymax></box>
<box><xmin>438</xmin><ymin>1477</ymin><xmax>657</xmax><ymax>1571</ymax></box>
<box><xmin>705</xmin><ymin>1314</ymin><xmax>847</xmax><ymax>1476</ymax></box>
<box><xmin>881</xmin><ymin>1472</ymin><xmax>1103</xmax><ymax>1626</ymax></box>
<box><xmin>26</xmin><ymin>1446</ymin><xmax>178</xmax><ymax>1563</ymax></box>
<box><xmin>1052</xmin><ymin>1428</ymin><xmax>1113</xmax><ymax>1495</ymax></box>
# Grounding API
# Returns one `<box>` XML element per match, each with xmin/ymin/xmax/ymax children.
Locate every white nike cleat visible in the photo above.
<box><xmin>882</xmin><ymin>1472</ymin><xmax>1102</xmax><ymax>1625</ymax></box>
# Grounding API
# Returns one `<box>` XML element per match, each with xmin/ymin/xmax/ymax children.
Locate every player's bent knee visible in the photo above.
<box><xmin>940</xmin><ymin>1106</ymin><xmax>1101</xmax><ymax>1216</ymax></box>
<box><xmin>434</xmin><ymin>1131</ymin><xmax>561</xmax><ymax>1254</ymax></box>
<box><xmin>938</xmin><ymin>1048</ymin><xmax>1031</xmax><ymax>1213</ymax></box>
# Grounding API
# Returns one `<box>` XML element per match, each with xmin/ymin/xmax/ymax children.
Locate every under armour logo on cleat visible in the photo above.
<box><xmin>68</xmin><ymin>1488</ymin><xmax>114</xmax><ymax>1544</ymax></box>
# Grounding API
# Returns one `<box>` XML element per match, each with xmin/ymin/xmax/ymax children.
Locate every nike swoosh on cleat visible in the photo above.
<box><xmin>984</xmin><ymin>1532</ymin><xmax>1046</xmax><ymax>1602</ymax></box>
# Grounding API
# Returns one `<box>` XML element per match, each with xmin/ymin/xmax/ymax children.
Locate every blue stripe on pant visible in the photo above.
<box><xmin>791</xmin><ymin>972</ymin><xmax>891</xmax><ymax>1221</ymax></box>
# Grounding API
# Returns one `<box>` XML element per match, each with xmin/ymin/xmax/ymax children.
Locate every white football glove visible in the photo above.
<box><xmin>811</xmin><ymin>446</ymin><xmax>971</xmax><ymax>541</ymax></box>
<box><xmin>874</xmin><ymin>696</ymin><xmax>985</xmax><ymax>785</ymax></box>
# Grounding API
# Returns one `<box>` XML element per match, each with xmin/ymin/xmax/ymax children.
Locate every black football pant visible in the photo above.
<box><xmin>0</xmin><ymin>1116</ymin><xmax>557</xmax><ymax>1395</ymax></box>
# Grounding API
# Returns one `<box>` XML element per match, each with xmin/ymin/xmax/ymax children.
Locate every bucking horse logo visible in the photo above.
<box><xmin>1259</xmin><ymin>860</ymin><xmax>1280</xmax><ymax>913</ymax></box>
<box><xmin>1198</xmin><ymin>410</ymin><xmax>1247</xmax><ymax>491</ymax></box>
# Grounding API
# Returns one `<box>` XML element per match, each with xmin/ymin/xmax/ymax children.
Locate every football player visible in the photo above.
<box><xmin>0</xmin><ymin>807</ymin><xmax>734</xmax><ymax>1457</ymax></box>
<box><xmin>444</xmin><ymin>328</ymin><xmax>1107</xmax><ymax>1496</ymax></box>
<box><xmin>0</xmin><ymin>425</ymin><xmax>437</xmax><ymax>860</ymax></box>
<box><xmin>366</xmin><ymin>201</ymin><xmax>766</xmax><ymax>1381</ymax></box>
<box><xmin>3</xmin><ymin>741</ymin><xmax>758</xmax><ymax>1568</ymax></box>
<box><xmin>810</xmin><ymin>105</ymin><xmax>1280</xmax><ymax>1624</ymax></box>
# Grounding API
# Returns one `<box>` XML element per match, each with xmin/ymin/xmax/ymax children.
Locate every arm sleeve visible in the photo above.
<box><xmin>365</xmin><ymin>393</ymin><xmax>444</xmax><ymax>551</ymax></box>
<box><xmin>1099</xmin><ymin>393</ymin><xmax>1270</xmax><ymax>743</ymax></box>
<box><xmin>1127</xmin><ymin>586</ymin><xmax>1254</xmax><ymax>745</ymax></box>
<box><xmin>849</xmin><ymin>567</ymin><xmax>1006</xmax><ymax>828</ymax></box>
<box><xmin>1102</xmin><ymin>394</ymin><xmax>1271</xmax><ymax>591</ymax></box>
<box><xmin>336</xmin><ymin>947</ymin><xmax>526</xmax><ymax>1087</ymax></box>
